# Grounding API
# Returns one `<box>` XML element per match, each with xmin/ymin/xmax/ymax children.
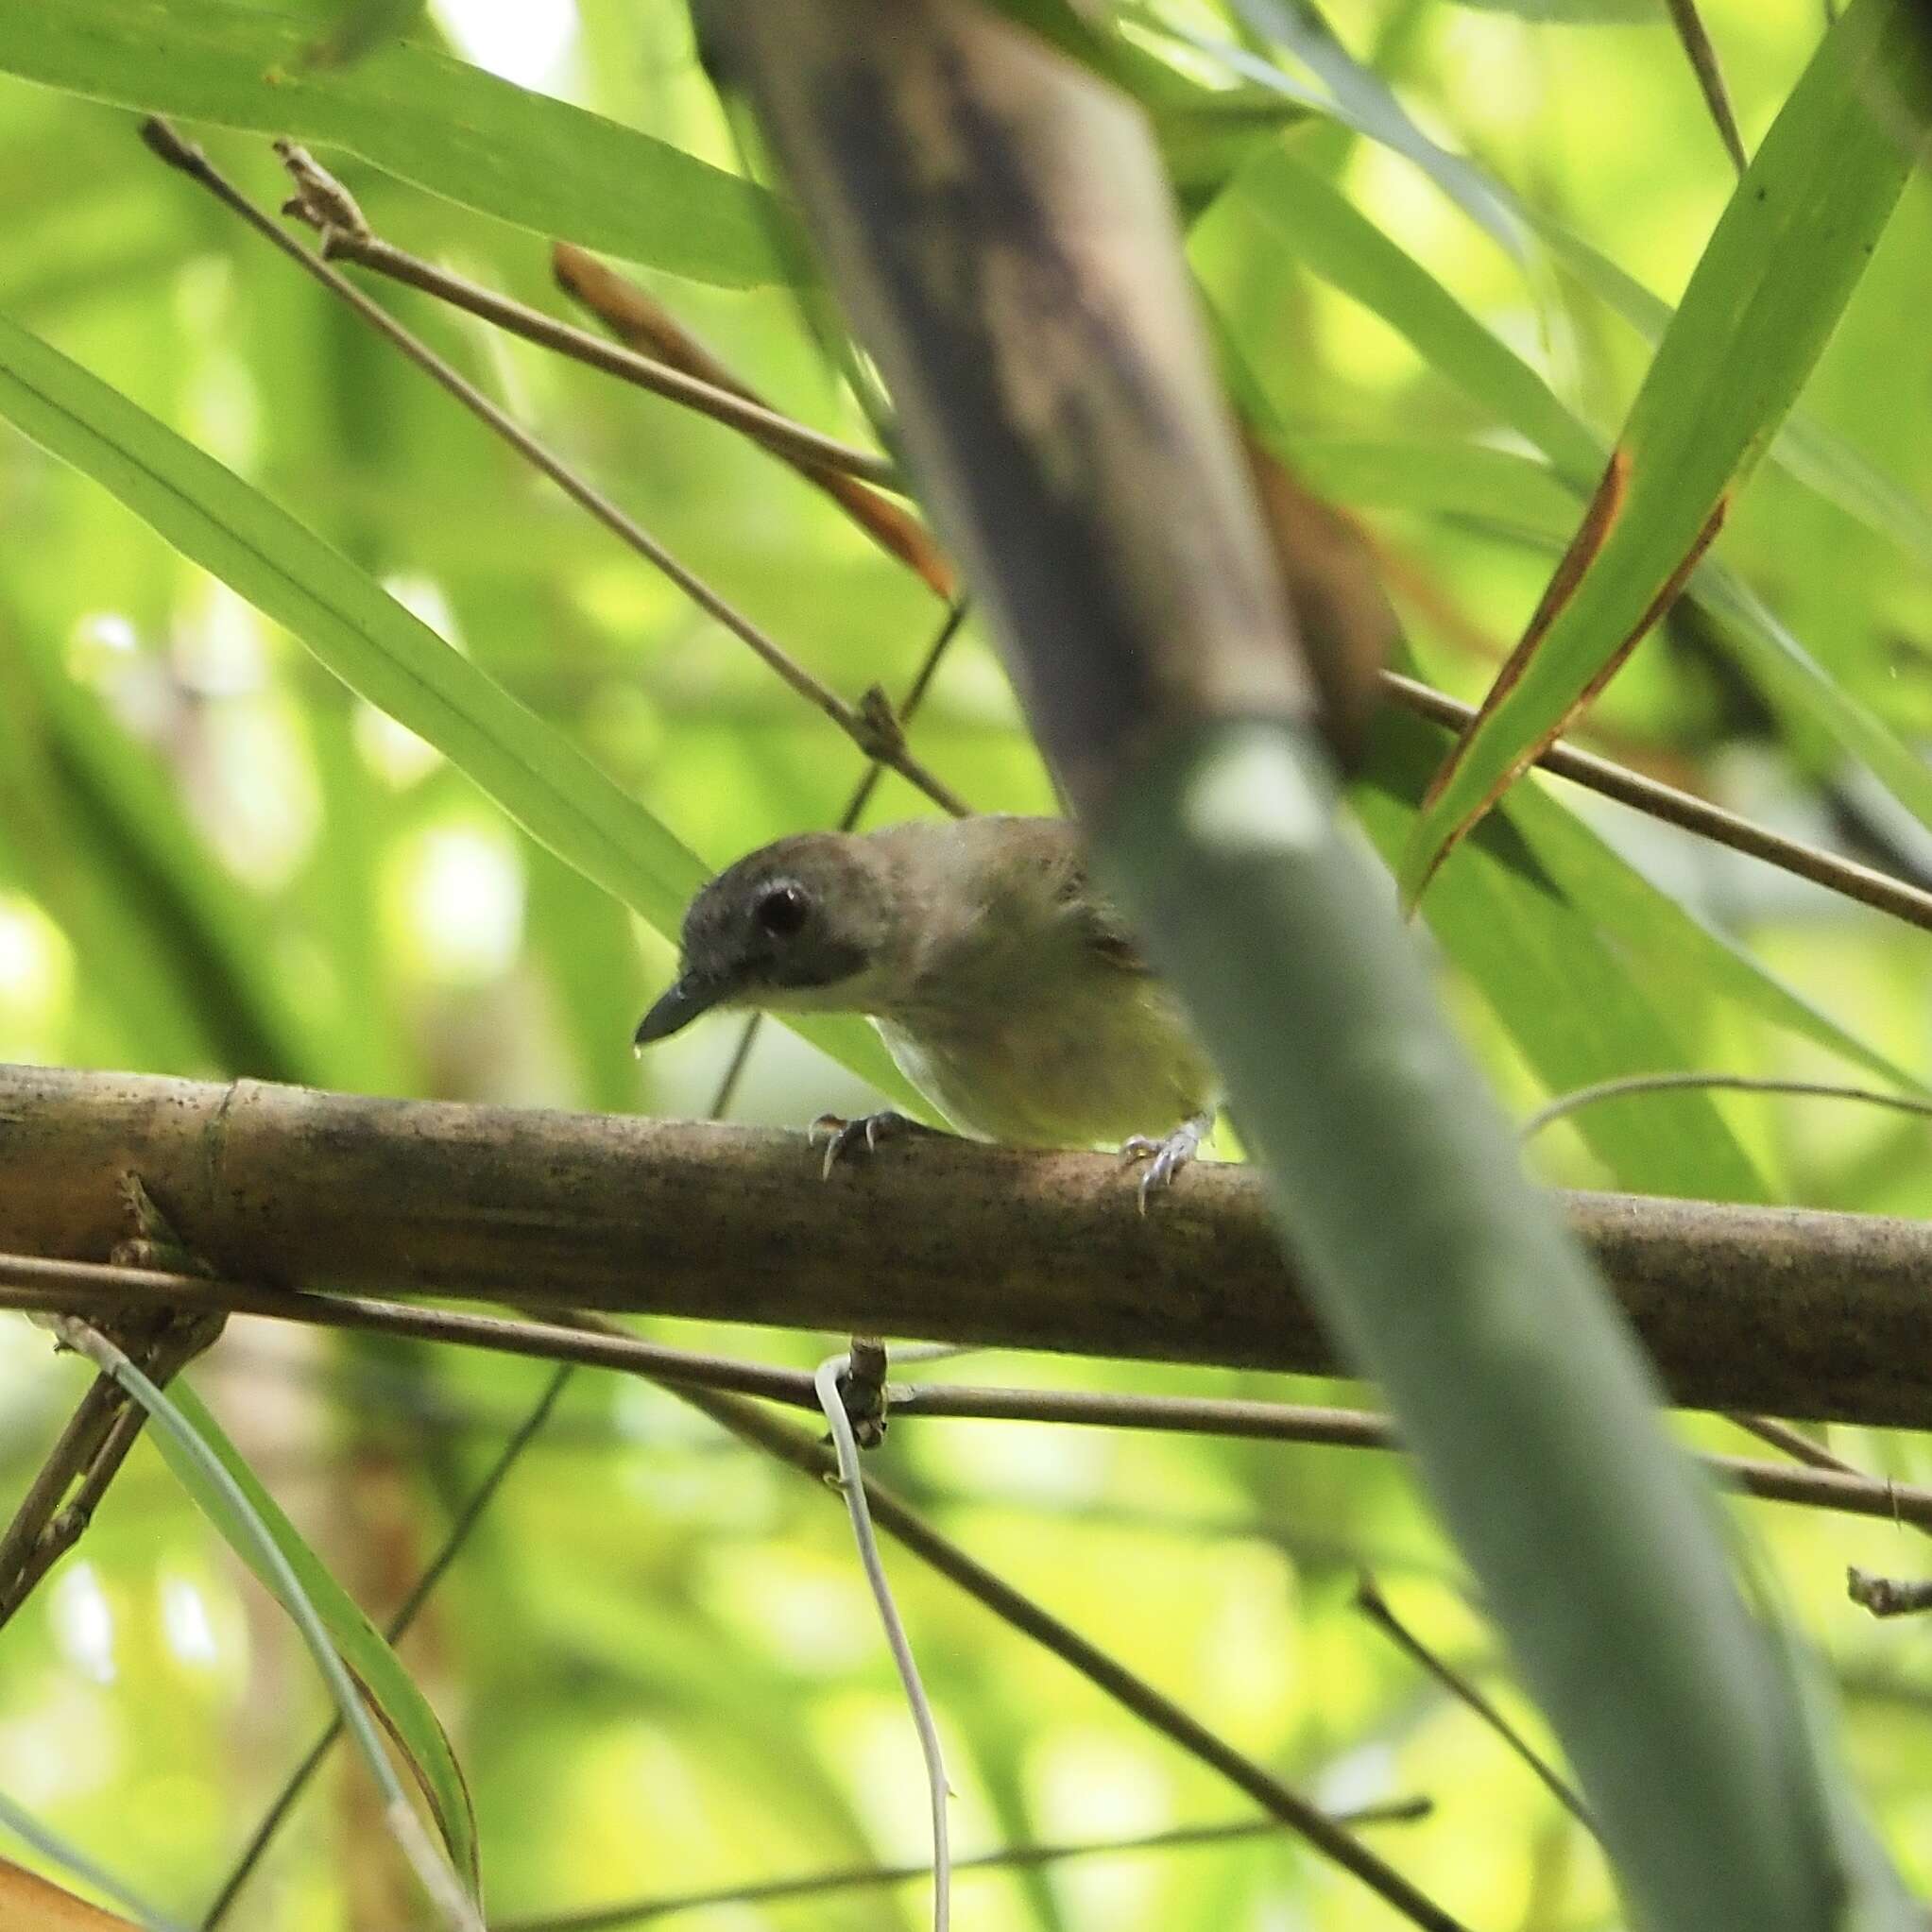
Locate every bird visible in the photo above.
<box><xmin>633</xmin><ymin>815</ymin><xmax>1219</xmax><ymax>1205</ymax></box>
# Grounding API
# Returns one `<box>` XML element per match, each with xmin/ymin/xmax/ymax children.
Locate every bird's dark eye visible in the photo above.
<box><xmin>755</xmin><ymin>882</ymin><xmax>810</xmax><ymax>937</ymax></box>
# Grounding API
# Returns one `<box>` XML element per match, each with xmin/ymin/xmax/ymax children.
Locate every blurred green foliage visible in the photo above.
<box><xmin>3</xmin><ymin>2</ymin><xmax>1932</xmax><ymax>1927</ymax></box>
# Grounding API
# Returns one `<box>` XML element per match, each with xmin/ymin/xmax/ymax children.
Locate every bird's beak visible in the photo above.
<box><xmin>632</xmin><ymin>971</ymin><xmax>727</xmax><ymax>1049</ymax></box>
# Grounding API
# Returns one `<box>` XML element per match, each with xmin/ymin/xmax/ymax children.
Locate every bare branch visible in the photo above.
<box><xmin>137</xmin><ymin>119</ymin><xmax>968</xmax><ymax>820</ymax></box>
<box><xmin>8</xmin><ymin>1250</ymin><xmax>1932</xmax><ymax>1536</ymax></box>
<box><xmin>1381</xmin><ymin>673</ymin><xmax>1932</xmax><ymax>937</ymax></box>
<box><xmin>1521</xmin><ymin>1072</ymin><xmax>1932</xmax><ymax>1142</ymax></box>
<box><xmin>488</xmin><ymin>1804</ymin><xmax>1429</xmax><ymax>1932</ymax></box>
<box><xmin>1356</xmin><ymin>1574</ymin><xmax>1596</xmax><ymax>1835</ymax></box>
<box><xmin>1663</xmin><ymin>0</ymin><xmax>1751</xmax><ymax>174</ymax></box>
<box><xmin>665</xmin><ymin>1373</ymin><xmax>1468</xmax><ymax>1931</ymax></box>
<box><xmin>8</xmin><ymin>1065</ymin><xmax>1932</xmax><ymax>1428</ymax></box>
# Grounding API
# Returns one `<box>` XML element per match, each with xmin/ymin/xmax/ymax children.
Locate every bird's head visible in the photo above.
<box><xmin>633</xmin><ymin>833</ymin><xmax>898</xmax><ymax>1047</ymax></box>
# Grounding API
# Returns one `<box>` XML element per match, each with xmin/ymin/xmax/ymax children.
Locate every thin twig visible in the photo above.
<box><xmin>890</xmin><ymin>1381</ymin><xmax>1394</xmax><ymax>1444</ymax></box>
<box><xmin>1519</xmin><ymin>1071</ymin><xmax>1932</xmax><ymax>1142</ymax></box>
<box><xmin>662</xmin><ymin>1372</ymin><xmax>1470</xmax><ymax>1932</ymax></box>
<box><xmin>489</xmin><ymin>1802</ymin><xmax>1430</xmax><ymax>1932</ymax></box>
<box><xmin>891</xmin><ymin>1376</ymin><xmax>1932</xmax><ymax>1533</ymax></box>
<box><xmin>309</xmin><ymin>222</ymin><xmax>898</xmax><ymax>487</ymax></box>
<box><xmin>200</xmin><ymin>1363</ymin><xmax>573</xmax><ymax>1928</ymax></box>
<box><xmin>1747</xmin><ymin>1412</ymin><xmax>1932</xmax><ymax>1624</ymax></box>
<box><xmin>1355</xmin><ymin>1574</ymin><xmax>1598</xmax><ymax>1836</ymax></box>
<box><xmin>842</xmin><ymin>599</ymin><xmax>974</xmax><ymax>829</ymax></box>
<box><xmin>1732</xmin><ymin>1413</ymin><xmax>1848</xmax><ymax>1475</ymax></box>
<box><xmin>0</xmin><ymin>1180</ymin><xmax>224</xmax><ymax>1628</ymax></box>
<box><xmin>9</xmin><ymin>1257</ymin><xmax>1932</xmax><ymax>1534</ymax></box>
<box><xmin>0</xmin><ymin>1256</ymin><xmax>816</xmax><ymax>1400</ymax></box>
<box><xmin>0</xmin><ymin>1381</ymin><xmax>142</xmax><ymax>1620</ymax></box>
<box><xmin>1662</xmin><ymin>0</ymin><xmax>1750</xmax><ymax>174</ymax></box>
<box><xmin>137</xmin><ymin>120</ymin><xmax>967</xmax><ymax>820</ymax></box>
<box><xmin>550</xmin><ymin>242</ymin><xmax>951</xmax><ymax>595</ymax></box>
<box><xmin>710</xmin><ymin>595</ymin><xmax>972</xmax><ymax>1116</ymax></box>
<box><xmin>816</xmin><ymin>1351</ymin><xmax>950</xmax><ymax>1932</ymax></box>
<box><xmin>1381</xmin><ymin>672</ymin><xmax>1932</xmax><ymax>936</ymax></box>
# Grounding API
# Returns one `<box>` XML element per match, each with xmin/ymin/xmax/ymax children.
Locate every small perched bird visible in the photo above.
<box><xmin>633</xmin><ymin>815</ymin><xmax>1219</xmax><ymax>1203</ymax></box>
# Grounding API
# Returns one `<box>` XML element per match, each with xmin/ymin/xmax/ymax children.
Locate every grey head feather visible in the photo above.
<box><xmin>634</xmin><ymin>833</ymin><xmax>894</xmax><ymax>1045</ymax></box>
<box><xmin>633</xmin><ymin>816</ymin><xmax>1153</xmax><ymax>1053</ymax></box>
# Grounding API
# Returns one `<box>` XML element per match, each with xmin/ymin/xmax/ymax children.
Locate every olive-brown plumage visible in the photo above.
<box><xmin>635</xmin><ymin>817</ymin><xmax>1217</xmax><ymax>1182</ymax></box>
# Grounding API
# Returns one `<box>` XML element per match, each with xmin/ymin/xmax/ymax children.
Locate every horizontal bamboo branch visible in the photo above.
<box><xmin>3</xmin><ymin>1065</ymin><xmax>1929</xmax><ymax>1428</ymax></box>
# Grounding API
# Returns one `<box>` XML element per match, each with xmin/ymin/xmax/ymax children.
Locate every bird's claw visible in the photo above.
<box><xmin>809</xmin><ymin>1110</ymin><xmax>916</xmax><ymax>1181</ymax></box>
<box><xmin>1118</xmin><ymin>1115</ymin><xmax>1211</xmax><ymax>1214</ymax></box>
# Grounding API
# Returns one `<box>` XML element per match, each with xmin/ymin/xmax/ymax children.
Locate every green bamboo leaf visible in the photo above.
<box><xmin>1289</xmin><ymin>435</ymin><xmax>1582</xmax><ymax>537</ymax></box>
<box><xmin>1230</xmin><ymin>424</ymin><xmax>1913</xmax><ymax>1101</ymax></box>
<box><xmin>1187</xmin><ymin>9</ymin><xmax>1932</xmax><ymax>570</ymax></box>
<box><xmin>1523</xmin><ymin>218</ymin><xmax>1932</xmax><ymax>571</ymax></box>
<box><xmin>1202</xmin><ymin>145</ymin><xmax>1602</xmax><ymax>486</ymax></box>
<box><xmin>301</xmin><ymin>0</ymin><xmax>426</xmax><ymax>71</ymax></box>
<box><xmin>1288</xmin><ymin>454</ymin><xmax>1932</xmax><ymax>1088</ymax></box>
<box><xmin>1497</xmin><ymin>769</ymin><xmax>1923</xmax><ymax>1095</ymax></box>
<box><xmin>155</xmin><ymin>1378</ymin><xmax>481</xmax><ymax>1900</ymax></box>
<box><xmin>0</xmin><ymin>0</ymin><xmax>786</xmax><ymax>288</ymax></box>
<box><xmin>1158</xmin><ymin>89</ymin><xmax>1315</xmax><ymax>215</ymax></box>
<box><xmin>1205</xmin><ymin>205</ymin><xmax>1932</xmax><ymax>934</ymax></box>
<box><xmin>1292</xmin><ymin>434</ymin><xmax>1932</xmax><ymax>931</ymax></box>
<box><xmin>1222</xmin><ymin>197</ymin><xmax>1932</xmax><ymax>846</ymax></box>
<box><xmin>0</xmin><ymin>1790</ymin><xmax>188</xmax><ymax>1931</ymax></box>
<box><xmin>1212</xmin><ymin>0</ymin><xmax>1527</xmax><ymax>256</ymax></box>
<box><xmin>0</xmin><ymin>306</ymin><xmax>918</xmax><ymax>1106</ymax></box>
<box><xmin>1205</xmin><ymin>174</ymin><xmax>1932</xmax><ymax>846</ymax></box>
<box><xmin>1355</xmin><ymin>713</ymin><xmax>1771</xmax><ymax>1202</ymax></box>
<box><xmin>1401</xmin><ymin>0</ymin><xmax>1932</xmax><ymax>899</ymax></box>
<box><xmin>1201</xmin><ymin>119</ymin><xmax>1932</xmax><ymax>873</ymax></box>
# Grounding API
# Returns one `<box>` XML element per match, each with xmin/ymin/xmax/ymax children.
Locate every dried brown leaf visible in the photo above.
<box><xmin>1240</xmin><ymin>429</ymin><xmax>1396</xmax><ymax>769</ymax></box>
<box><xmin>0</xmin><ymin>1856</ymin><xmax>139</xmax><ymax>1929</ymax></box>
<box><xmin>552</xmin><ymin>244</ymin><xmax>956</xmax><ymax>599</ymax></box>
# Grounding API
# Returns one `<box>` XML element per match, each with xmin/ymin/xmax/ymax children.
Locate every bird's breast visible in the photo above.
<box><xmin>873</xmin><ymin>971</ymin><xmax>1217</xmax><ymax>1150</ymax></box>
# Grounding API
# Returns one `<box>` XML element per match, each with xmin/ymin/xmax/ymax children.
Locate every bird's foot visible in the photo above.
<box><xmin>809</xmin><ymin>1109</ymin><xmax>924</xmax><ymax>1181</ymax></box>
<box><xmin>1118</xmin><ymin>1112</ymin><xmax>1213</xmax><ymax>1214</ymax></box>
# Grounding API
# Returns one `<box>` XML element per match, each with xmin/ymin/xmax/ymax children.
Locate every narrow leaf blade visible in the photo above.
<box><xmin>0</xmin><ymin>307</ymin><xmax>916</xmax><ymax>1104</ymax></box>
<box><xmin>0</xmin><ymin>0</ymin><xmax>786</xmax><ymax>288</ymax></box>
<box><xmin>154</xmin><ymin>1381</ymin><xmax>480</xmax><ymax>1897</ymax></box>
<box><xmin>1357</xmin><ymin>713</ymin><xmax>1772</xmax><ymax>1202</ymax></box>
<box><xmin>1402</xmin><ymin>0</ymin><xmax>1932</xmax><ymax>895</ymax></box>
